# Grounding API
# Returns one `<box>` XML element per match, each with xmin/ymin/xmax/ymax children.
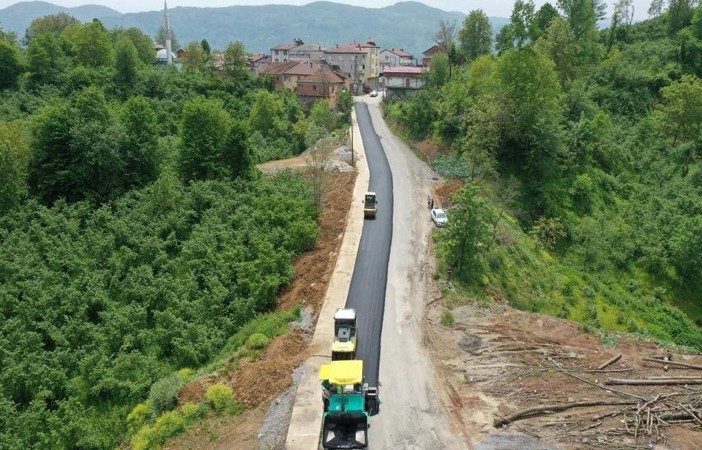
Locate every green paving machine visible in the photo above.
<box><xmin>319</xmin><ymin>360</ymin><xmax>380</xmax><ymax>449</ymax></box>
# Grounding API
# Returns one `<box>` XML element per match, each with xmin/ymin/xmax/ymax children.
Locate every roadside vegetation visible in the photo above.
<box><xmin>385</xmin><ymin>0</ymin><xmax>702</xmax><ymax>350</ymax></box>
<box><xmin>0</xmin><ymin>14</ymin><xmax>353</xmax><ymax>449</ymax></box>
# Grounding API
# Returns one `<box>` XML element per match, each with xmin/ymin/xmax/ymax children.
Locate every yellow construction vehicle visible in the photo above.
<box><xmin>363</xmin><ymin>192</ymin><xmax>377</xmax><ymax>218</ymax></box>
<box><xmin>331</xmin><ymin>308</ymin><xmax>357</xmax><ymax>360</ymax></box>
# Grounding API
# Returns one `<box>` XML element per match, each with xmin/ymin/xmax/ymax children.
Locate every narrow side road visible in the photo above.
<box><xmin>364</xmin><ymin>97</ymin><xmax>464</xmax><ymax>449</ymax></box>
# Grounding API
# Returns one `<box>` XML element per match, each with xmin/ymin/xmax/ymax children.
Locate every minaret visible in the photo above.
<box><xmin>164</xmin><ymin>0</ymin><xmax>173</xmax><ymax>65</ymax></box>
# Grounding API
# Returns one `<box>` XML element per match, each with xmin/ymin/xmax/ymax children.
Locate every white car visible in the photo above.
<box><xmin>431</xmin><ymin>208</ymin><xmax>447</xmax><ymax>227</ymax></box>
<box><xmin>369</xmin><ymin>90</ymin><xmax>378</xmax><ymax>97</ymax></box>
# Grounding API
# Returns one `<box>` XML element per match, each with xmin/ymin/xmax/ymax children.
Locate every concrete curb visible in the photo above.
<box><xmin>284</xmin><ymin>107</ymin><xmax>370</xmax><ymax>450</ymax></box>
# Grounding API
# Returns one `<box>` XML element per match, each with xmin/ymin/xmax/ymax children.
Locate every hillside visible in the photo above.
<box><xmin>0</xmin><ymin>1</ymin><xmax>510</xmax><ymax>55</ymax></box>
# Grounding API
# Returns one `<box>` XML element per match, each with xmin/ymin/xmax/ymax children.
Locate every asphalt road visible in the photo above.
<box><xmin>344</xmin><ymin>103</ymin><xmax>393</xmax><ymax>387</ymax></box>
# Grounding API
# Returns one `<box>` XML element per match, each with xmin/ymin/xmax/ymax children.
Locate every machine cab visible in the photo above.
<box><xmin>332</xmin><ymin>308</ymin><xmax>357</xmax><ymax>360</ymax></box>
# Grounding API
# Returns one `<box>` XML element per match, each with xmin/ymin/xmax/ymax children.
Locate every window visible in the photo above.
<box><xmin>284</xmin><ymin>75</ymin><xmax>290</xmax><ymax>82</ymax></box>
<box><xmin>275</xmin><ymin>50</ymin><xmax>279</xmax><ymax>55</ymax></box>
<box><xmin>313</xmin><ymin>85</ymin><xmax>317</xmax><ymax>91</ymax></box>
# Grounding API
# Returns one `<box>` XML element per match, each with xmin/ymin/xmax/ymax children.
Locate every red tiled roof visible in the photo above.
<box><xmin>382</xmin><ymin>66</ymin><xmax>425</xmax><ymax>75</ymax></box>
<box><xmin>299</xmin><ymin>70</ymin><xmax>346</xmax><ymax>84</ymax></box>
<box><xmin>251</xmin><ymin>54</ymin><xmax>268</xmax><ymax>63</ymax></box>
<box><xmin>285</xmin><ymin>62</ymin><xmax>322</xmax><ymax>76</ymax></box>
<box><xmin>261</xmin><ymin>61</ymin><xmax>298</xmax><ymax>75</ymax></box>
<box><xmin>325</xmin><ymin>44</ymin><xmax>365</xmax><ymax>54</ymax></box>
<box><xmin>422</xmin><ymin>45</ymin><xmax>442</xmax><ymax>56</ymax></box>
<box><xmin>271</xmin><ymin>43</ymin><xmax>297</xmax><ymax>51</ymax></box>
<box><xmin>385</xmin><ymin>48</ymin><xmax>413</xmax><ymax>58</ymax></box>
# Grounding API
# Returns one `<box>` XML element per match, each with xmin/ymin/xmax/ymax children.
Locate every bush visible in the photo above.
<box><xmin>149</xmin><ymin>373</ymin><xmax>185</xmax><ymax>415</ymax></box>
<box><xmin>206</xmin><ymin>384</ymin><xmax>240</xmax><ymax>415</ymax></box>
<box><xmin>246</xmin><ymin>332</ymin><xmax>270</xmax><ymax>350</ymax></box>
<box><xmin>441</xmin><ymin>311</ymin><xmax>455</xmax><ymax>326</ymax></box>
<box><xmin>126</xmin><ymin>401</ymin><xmax>153</xmax><ymax>434</ymax></box>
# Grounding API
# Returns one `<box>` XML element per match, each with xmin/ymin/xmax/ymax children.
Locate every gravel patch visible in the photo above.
<box><xmin>258</xmin><ymin>366</ymin><xmax>305</xmax><ymax>450</ymax></box>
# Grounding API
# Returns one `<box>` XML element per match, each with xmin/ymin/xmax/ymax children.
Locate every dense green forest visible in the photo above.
<box><xmin>0</xmin><ymin>14</ymin><xmax>350</xmax><ymax>448</ymax></box>
<box><xmin>386</xmin><ymin>0</ymin><xmax>702</xmax><ymax>349</ymax></box>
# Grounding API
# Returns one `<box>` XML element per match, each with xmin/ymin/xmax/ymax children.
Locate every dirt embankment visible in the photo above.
<box><xmin>426</xmin><ymin>301</ymin><xmax>702</xmax><ymax>449</ymax></box>
<box><xmin>165</xmin><ymin>170</ymin><xmax>356</xmax><ymax>450</ymax></box>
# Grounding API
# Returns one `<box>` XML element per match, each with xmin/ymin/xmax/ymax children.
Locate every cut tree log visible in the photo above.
<box><xmin>597</xmin><ymin>353</ymin><xmax>622</xmax><ymax>370</ymax></box>
<box><xmin>607</xmin><ymin>378</ymin><xmax>702</xmax><ymax>385</ymax></box>
<box><xmin>493</xmin><ymin>400</ymin><xmax>637</xmax><ymax>427</ymax></box>
<box><xmin>643</xmin><ymin>358</ymin><xmax>702</xmax><ymax>370</ymax></box>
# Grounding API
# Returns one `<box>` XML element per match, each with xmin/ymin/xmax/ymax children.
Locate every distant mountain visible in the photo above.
<box><xmin>0</xmin><ymin>1</ymin><xmax>509</xmax><ymax>57</ymax></box>
<box><xmin>0</xmin><ymin>1</ymin><xmax>121</xmax><ymax>34</ymax></box>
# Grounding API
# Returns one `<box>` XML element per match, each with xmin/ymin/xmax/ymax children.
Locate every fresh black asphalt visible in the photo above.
<box><xmin>344</xmin><ymin>103</ymin><xmax>393</xmax><ymax>387</ymax></box>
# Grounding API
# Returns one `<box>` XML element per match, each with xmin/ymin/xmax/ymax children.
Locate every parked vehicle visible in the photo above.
<box><xmin>369</xmin><ymin>90</ymin><xmax>378</xmax><ymax>97</ymax></box>
<box><xmin>431</xmin><ymin>208</ymin><xmax>447</xmax><ymax>227</ymax></box>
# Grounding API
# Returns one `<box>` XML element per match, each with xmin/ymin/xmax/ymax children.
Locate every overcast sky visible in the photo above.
<box><xmin>0</xmin><ymin>0</ymin><xmax>653</xmax><ymax>21</ymax></box>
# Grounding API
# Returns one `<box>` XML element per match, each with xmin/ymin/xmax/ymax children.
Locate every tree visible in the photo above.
<box><xmin>181</xmin><ymin>41</ymin><xmax>207</xmax><ymax>72</ymax></box>
<box><xmin>535</xmin><ymin>16</ymin><xmax>580</xmax><ymax>82</ymax></box>
<box><xmin>0</xmin><ymin>40</ymin><xmax>22</xmax><ymax>90</ymax></box>
<box><xmin>27</xmin><ymin>32</ymin><xmax>67</xmax><ymax>86</ymax></box>
<box><xmin>433</xmin><ymin>19</ymin><xmax>457</xmax><ymax>55</ymax></box>
<box><xmin>495</xmin><ymin>24</ymin><xmax>516</xmax><ymax>54</ymax></box>
<box><xmin>248</xmin><ymin>90</ymin><xmax>287</xmax><ymax>140</ymax></box>
<box><xmin>28</xmin><ymin>101</ymin><xmax>75</xmax><ymax>203</ymax></box>
<box><xmin>114</xmin><ymin>37</ymin><xmax>140</xmax><ymax>85</ymax></box>
<box><xmin>458</xmin><ymin>96</ymin><xmax>499</xmax><ymax>181</ymax></box>
<box><xmin>121</xmin><ymin>96</ymin><xmax>159</xmax><ymax>187</ymax></box>
<box><xmin>0</xmin><ymin>123</ymin><xmax>29</xmax><ymax>213</ymax></box>
<box><xmin>669</xmin><ymin>0</ymin><xmax>695</xmax><ymax>33</ymax></box>
<box><xmin>655</xmin><ymin>74</ymin><xmax>702</xmax><ymax>145</ymax></box>
<box><xmin>438</xmin><ymin>183</ymin><xmax>492</xmax><ymax>281</ymax></box>
<box><xmin>0</xmin><ymin>22</ymin><xmax>18</xmax><ymax>44</ymax></box>
<box><xmin>24</xmin><ymin>12</ymin><xmax>79</xmax><ymax>43</ymax></box>
<box><xmin>309</xmin><ymin>99</ymin><xmax>335</xmax><ymax>132</ymax></box>
<box><xmin>306</xmin><ymin>135</ymin><xmax>337</xmax><ymax>208</ymax></box>
<box><xmin>648</xmin><ymin>0</ymin><xmax>665</xmax><ymax>18</ymax></box>
<box><xmin>201</xmin><ymin>39</ymin><xmax>211</xmax><ymax>55</ymax></box>
<box><xmin>70</xmin><ymin>21</ymin><xmax>114</xmax><ymax>68</ymax></box>
<box><xmin>457</xmin><ymin>10</ymin><xmax>493</xmax><ymax>63</ymax></box>
<box><xmin>557</xmin><ymin>0</ymin><xmax>606</xmax><ymax>39</ymax></box>
<box><xmin>511</xmin><ymin>0</ymin><xmax>536</xmax><ymax>48</ymax></box>
<box><xmin>427</xmin><ymin>52</ymin><xmax>451</xmax><ymax>87</ymax></box>
<box><xmin>223</xmin><ymin>120</ymin><xmax>253</xmax><ymax>179</ymax></box>
<box><xmin>531</xmin><ymin>2</ymin><xmax>560</xmax><ymax>40</ymax></box>
<box><xmin>155</xmin><ymin>25</ymin><xmax>180</xmax><ymax>50</ymax></box>
<box><xmin>336</xmin><ymin>89</ymin><xmax>354</xmax><ymax>122</ymax></box>
<box><xmin>223</xmin><ymin>41</ymin><xmax>248</xmax><ymax>79</ymax></box>
<box><xmin>179</xmin><ymin>97</ymin><xmax>232</xmax><ymax>181</ymax></box>
<box><xmin>115</xmin><ymin>27</ymin><xmax>155</xmax><ymax>64</ymax></box>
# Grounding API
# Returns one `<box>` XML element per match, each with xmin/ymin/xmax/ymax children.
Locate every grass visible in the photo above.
<box><xmin>126</xmin><ymin>305</ymin><xmax>302</xmax><ymax>449</ymax></box>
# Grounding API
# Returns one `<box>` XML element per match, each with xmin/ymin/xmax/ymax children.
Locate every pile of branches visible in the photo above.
<box><xmin>493</xmin><ymin>353</ymin><xmax>702</xmax><ymax>445</ymax></box>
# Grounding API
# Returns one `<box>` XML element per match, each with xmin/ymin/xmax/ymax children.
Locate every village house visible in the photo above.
<box><xmin>248</xmin><ymin>54</ymin><xmax>271</xmax><ymax>75</ymax></box>
<box><xmin>380</xmin><ymin>48</ymin><xmax>414</xmax><ymax>67</ymax></box>
<box><xmin>421</xmin><ymin>44</ymin><xmax>443</xmax><ymax>67</ymax></box>
<box><xmin>297</xmin><ymin>70</ymin><xmax>349</xmax><ymax>107</ymax></box>
<box><xmin>381</xmin><ymin>66</ymin><xmax>427</xmax><ymax>98</ymax></box>
<box><xmin>323</xmin><ymin>41</ymin><xmax>380</xmax><ymax>94</ymax></box>
<box><xmin>271</xmin><ymin>43</ymin><xmax>297</xmax><ymax>62</ymax></box>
